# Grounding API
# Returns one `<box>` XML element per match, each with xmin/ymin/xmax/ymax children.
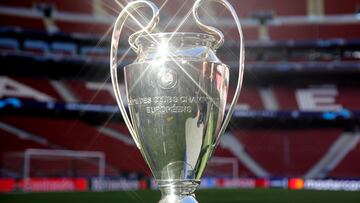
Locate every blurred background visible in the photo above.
<box><xmin>0</xmin><ymin>0</ymin><xmax>360</xmax><ymax>202</ymax></box>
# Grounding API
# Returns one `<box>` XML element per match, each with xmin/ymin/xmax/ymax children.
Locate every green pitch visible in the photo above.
<box><xmin>1</xmin><ymin>189</ymin><xmax>360</xmax><ymax>203</ymax></box>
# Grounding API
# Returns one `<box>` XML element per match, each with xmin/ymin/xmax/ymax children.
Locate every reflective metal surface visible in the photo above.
<box><xmin>110</xmin><ymin>0</ymin><xmax>245</xmax><ymax>202</ymax></box>
<box><xmin>125</xmin><ymin>33</ymin><xmax>229</xmax><ymax>202</ymax></box>
<box><xmin>127</xmin><ymin>60</ymin><xmax>228</xmax><ymax>200</ymax></box>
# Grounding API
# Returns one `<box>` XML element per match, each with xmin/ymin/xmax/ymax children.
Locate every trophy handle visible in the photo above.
<box><xmin>192</xmin><ymin>0</ymin><xmax>245</xmax><ymax>147</ymax></box>
<box><xmin>110</xmin><ymin>1</ymin><xmax>159</xmax><ymax>149</ymax></box>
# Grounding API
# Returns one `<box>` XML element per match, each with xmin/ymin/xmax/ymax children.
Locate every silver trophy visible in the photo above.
<box><xmin>110</xmin><ymin>0</ymin><xmax>244</xmax><ymax>202</ymax></box>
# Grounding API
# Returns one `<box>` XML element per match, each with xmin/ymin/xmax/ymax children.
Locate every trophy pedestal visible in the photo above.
<box><xmin>158</xmin><ymin>180</ymin><xmax>199</xmax><ymax>203</ymax></box>
<box><xmin>159</xmin><ymin>194</ymin><xmax>198</xmax><ymax>203</ymax></box>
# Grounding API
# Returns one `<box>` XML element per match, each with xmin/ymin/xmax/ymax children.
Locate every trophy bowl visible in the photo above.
<box><xmin>126</xmin><ymin>32</ymin><xmax>229</xmax><ymax>201</ymax></box>
<box><xmin>110</xmin><ymin>1</ymin><xmax>244</xmax><ymax>202</ymax></box>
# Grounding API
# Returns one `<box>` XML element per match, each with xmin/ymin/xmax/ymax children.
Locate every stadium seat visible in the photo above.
<box><xmin>336</xmin><ymin>87</ymin><xmax>360</xmax><ymax>109</ymax></box>
<box><xmin>0</xmin><ymin>129</ymin><xmax>46</xmax><ymax>154</ymax></box>
<box><xmin>268</xmin><ymin>24</ymin><xmax>360</xmax><ymax>41</ymax></box>
<box><xmin>65</xmin><ymin>80</ymin><xmax>115</xmax><ymax>105</ymax></box>
<box><xmin>317</xmin><ymin>24</ymin><xmax>360</xmax><ymax>40</ymax></box>
<box><xmin>51</xmin><ymin>42</ymin><xmax>77</xmax><ymax>56</ymax></box>
<box><xmin>102</xmin><ymin>123</ymin><xmax>133</xmax><ymax>136</ymax></box>
<box><xmin>329</xmin><ymin>140</ymin><xmax>360</xmax><ymax>178</ymax></box>
<box><xmin>273</xmin><ymin>86</ymin><xmax>299</xmax><ymax>110</ymax></box>
<box><xmin>55</xmin><ymin>21</ymin><xmax>110</xmax><ymax>36</ymax></box>
<box><xmin>0</xmin><ymin>1</ymin><xmax>33</xmax><ymax>9</ymax></box>
<box><xmin>6</xmin><ymin>77</ymin><xmax>62</xmax><ymax>101</ymax></box>
<box><xmin>224</xmin><ymin>27</ymin><xmax>259</xmax><ymax>41</ymax></box>
<box><xmin>23</xmin><ymin>40</ymin><xmax>49</xmax><ymax>55</ymax></box>
<box><xmin>0</xmin><ymin>14</ymin><xmax>45</xmax><ymax>32</ymax></box>
<box><xmin>0</xmin><ymin>116</ymin><xmax>149</xmax><ymax>175</ymax></box>
<box><xmin>0</xmin><ymin>38</ymin><xmax>19</xmax><ymax>52</ymax></box>
<box><xmin>217</xmin><ymin>0</ymin><xmax>307</xmax><ymax>18</ymax></box>
<box><xmin>212</xmin><ymin>146</ymin><xmax>255</xmax><ymax>177</ymax></box>
<box><xmin>1</xmin><ymin>0</ymin><xmax>93</xmax><ymax>14</ymax></box>
<box><xmin>0</xmin><ymin>124</ymin><xmax>118</xmax><ymax>177</ymax></box>
<box><xmin>228</xmin><ymin>87</ymin><xmax>264</xmax><ymax>110</ymax></box>
<box><xmin>0</xmin><ymin>128</ymin><xmax>47</xmax><ymax>177</ymax></box>
<box><xmin>234</xmin><ymin>129</ymin><xmax>342</xmax><ymax>176</ymax></box>
<box><xmin>324</xmin><ymin>0</ymin><xmax>360</xmax><ymax>15</ymax></box>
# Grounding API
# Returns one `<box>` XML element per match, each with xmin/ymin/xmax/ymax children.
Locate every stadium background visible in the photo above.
<box><xmin>0</xmin><ymin>0</ymin><xmax>360</xmax><ymax>202</ymax></box>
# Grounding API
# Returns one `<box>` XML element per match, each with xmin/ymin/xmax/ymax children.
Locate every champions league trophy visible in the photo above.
<box><xmin>110</xmin><ymin>0</ymin><xmax>244</xmax><ymax>202</ymax></box>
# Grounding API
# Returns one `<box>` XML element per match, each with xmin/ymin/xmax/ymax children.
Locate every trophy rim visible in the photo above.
<box><xmin>133</xmin><ymin>32</ymin><xmax>217</xmax><ymax>48</ymax></box>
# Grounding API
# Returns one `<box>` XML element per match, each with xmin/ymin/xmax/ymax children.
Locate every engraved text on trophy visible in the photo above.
<box><xmin>128</xmin><ymin>96</ymin><xmax>220</xmax><ymax>114</ymax></box>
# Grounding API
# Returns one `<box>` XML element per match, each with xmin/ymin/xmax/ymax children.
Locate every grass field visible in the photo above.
<box><xmin>1</xmin><ymin>189</ymin><xmax>360</xmax><ymax>203</ymax></box>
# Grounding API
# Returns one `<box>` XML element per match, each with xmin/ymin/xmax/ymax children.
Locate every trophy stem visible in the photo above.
<box><xmin>158</xmin><ymin>180</ymin><xmax>199</xmax><ymax>203</ymax></box>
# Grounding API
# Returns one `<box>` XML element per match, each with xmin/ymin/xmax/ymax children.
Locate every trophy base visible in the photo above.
<box><xmin>159</xmin><ymin>194</ymin><xmax>198</xmax><ymax>203</ymax></box>
<box><xmin>158</xmin><ymin>180</ymin><xmax>199</xmax><ymax>203</ymax></box>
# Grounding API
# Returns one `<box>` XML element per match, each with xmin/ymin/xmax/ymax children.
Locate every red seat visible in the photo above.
<box><xmin>337</xmin><ymin>86</ymin><xmax>360</xmax><ymax>109</ymax></box>
<box><xmin>216</xmin><ymin>0</ymin><xmax>307</xmax><ymax>18</ymax></box>
<box><xmin>318</xmin><ymin>24</ymin><xmax>360</xmax><ymax>40</ymax></box>
<box><xmin>1</xmin><ymin>0</ymin><xmax>93</xmax><ymax>14</ymax></box>
<box><xmin>55</xmin><ymin>21</ymin><xmax>110</xmax><ymax>36</ymax></box>
<box><xmin>228</xmin><ymin>87</ymin><xmax>264</xmax><ymax>110</ymax></box>
<box><xmin>223</xmin><ymin>27</ymin><xmax>259</xmax><ymax>41</ymax></box>
<box><xmin>0</xmin><ymin>14</ymin><xmax>45</xmax><ymax>32</ymax></box>
<box><xmin>0</xmin><ymin>38</ymin><xmax>19</xmax><ymax>52</ymax></box>
<box><xmin>28</xmin><ymin>157</ymin><xmax>114</xmax><ymax>177</ymax></box>
<box><xmin>268</xmin><ymin>24</ymin><xmax>360</xmax><ymax>41</ymax></box>
<box><xmin>273</xmin><ymin>86</ymin><xmax>299</xmax><ymax>110</ymax></box>
<box><xmin>325</xmin><ymin>0</ymin><xmax>360</xmax><ymax>15</ymax></box>
<box><xmin>0</xmin><ymin>116</ymin><xmax>149</xmax><ymax>176</ymax></box>
<box><xmin>329</xmin><ymin>141</ymin><xmax>360</xmax><ymax>178</ymax></box>
<box><xmin>0</xmin><ymin>0</ymin><xmax>33</xmax><ymax>8</ymax></box>
<box><xmin>0</xmin><ymin>128</ymin><xmax>47</xmax><ymax>177</ymax></box>
<box><xmin>3</xmin><ymin>77</ymin><xmax>63</xmax><ymax>101</ymax></box>
<box><xmin>65</xmin><ymin>80</ymin><xmax>115</xmax><ymax>104</ymax></box>
<box><xmin>0</xmin><ymin>129</ymin><xmax>46</xmax><ymax>154</ymax></box>
<box><xmin>40</xmin><ymin>0</ymin><xmax>93</xmax><ymax>14</ymax></box>
<box><xmin>212</xmin><ymin>146</ymin><xmax>255</xmax><ymax>177</ymax></box>
<box><xmin>55</xmin><ymin>20</ymin><xmax>109</xmax><ymax>36</ymax></box>
<box><xmin>0</xmin><ymin>122</ymin><xmax>118</xmax><ymax>177</ymax></box>
<box><xmin>234</xmin><ymin>129</ymin><xmax>342</xmax><ymax>176</ymax></box>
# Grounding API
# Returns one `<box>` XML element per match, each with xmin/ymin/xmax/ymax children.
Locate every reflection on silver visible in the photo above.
<box><xmin>110</xmin><ymin>0</ymin><xmax>245</xmax><ymax>202</ymax></box>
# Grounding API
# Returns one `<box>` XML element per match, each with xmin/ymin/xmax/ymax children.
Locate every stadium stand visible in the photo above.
<box><xmin>329</xmin><ymin>138</ymin><xmax>360</xmax><ymax>178</ymax></box>
<box><xmin>0</xmin><ymin>128</ymin><xmax>47</xmax><ymax>154</ymax></box>
<box><xmin>0</xmin><ymin>38</ymin><xmax>19</xmax><ymax>52</ymax></box>
<box><xmin>0</xmin><ymin>0</ymin><xmax>360</xmax><ymax>184</ymax></box>
<box><xmin>65</xmin><ymin>80</ymin><xmax>114</xmax><ymax>104</ymax></box>
<box><xmin>1</xmin><ymin>0</ymin><xmax>93</xmax><ymax>14</ymax></box>
<box><xmin>220</xmin><ymin>0</ymin><xmax>307</xmax><ymax>17</ymax></box>
<box><xmin>4</xmin><ymin>77</ymin><xmax>62</xmax><ymax>101</ymax></box>
<box><xmin>324</xmin><ymin>0</ymin><xmax>360</xmax><ymax>14</ymax></box>
<box><xmin>234</xmin><ymin>129</ymin><xmax>343</xmax><ymax>177</ymax></box>
<box><xmin>213</xmin><ymin>147</ymin><xmax>255</xmax><ymax>177</ymax></box>
<box><xmin>0</xmin><ymin>14</ymin><xmax>45</xmax><ymax>31</ymax></box>
<box><xmin>55</xmin><ymin>21</ymin><xmax>110</xmax><ymax>36</ymax></box>
<box><xmin>268</xmin><ymin>24</ymin><xmax>360</xmax><ymax>41</ymax></box>
<box><xmin>0</xmin><ymin>116</ymin><xmax>148</xmax><ymax>176</ymax></box>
